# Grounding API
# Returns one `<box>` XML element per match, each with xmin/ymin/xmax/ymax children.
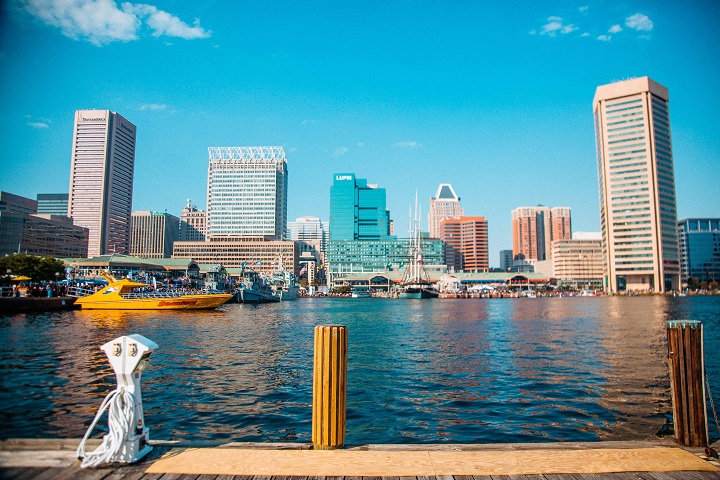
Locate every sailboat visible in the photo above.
<box><xmin>396</xmin><ymin>192</ymin><xmax>439</xmax><ymax>299</ymax></box>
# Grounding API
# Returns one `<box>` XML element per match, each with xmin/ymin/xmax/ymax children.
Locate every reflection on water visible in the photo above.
<box><xmin>1</xmin><ymin>296</ymin><xmax>718</xmax><ymax>444</ymax></box>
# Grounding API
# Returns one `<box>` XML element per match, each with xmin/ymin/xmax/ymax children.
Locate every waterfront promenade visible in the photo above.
<box><xmin>2</xmin><ymin>438</ymin><xmax>719</xmax><ymax>479</ymax></box>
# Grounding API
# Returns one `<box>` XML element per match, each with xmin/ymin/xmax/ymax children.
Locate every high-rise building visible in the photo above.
<box><xmin>499</xmin><ymin>249</ymin><xmax>513</xmax><ymax>271</ymax></box>
<box><xmin>179</xmin><ymin>200</ymin><xmax>206</xmax><ymax>242</ymax></box>
<box><xmin>551</xmin><ymin>238</ymin><xmax>603</xmax><ymax>289</ymax></box>
<box><xmin>428</xmin><ymin>184</ymin><xmax>463</xmax><ymax>239</ymax></box>
<box><xmin>0</xmin><ymin>191</ymin><xmax>38</xmax><ymax>215</ymax></box>
<box><xmin>206</xmin><ymin>146</ymin><xmax>287</xmax><ymax>240</ymax></box>
<box><xmin>439</xmin><ymin>216</ymin><xmax>489</xmax><ymax>272</ymax></box>
<box><xmin>68</xmin><ymin>110</ymin><xmax>136</xmax><ymax>257</ymax></box>
<box><xmin>130</xmin><ymin>211</ymin><xmax>180</xmax><ymax>258</ymax></box>
<box><xmin>1</xmin><ymin>192</ymin><xmax>88</xmax><ymax>257</ymax></box>
<box><xmin>593</xmin><ymin>77</ymin><xmax>680</xmax><ymax>293</ymax></box>
<box><xmin>37</xmin><ymin>194</ymin><xmax>69</xmax><ymax>216</ymax></box>
<box><xmin>677</xmin><ymin>218</ymin><xmax>720</xmax><ymax>284</ymax></box>
<box><xmin>329</xmin><ymin>173</ymin><xmax>391</xmax><ymax>241</ymax></box>
<box><xmin>287</xmin><ymin>216</ymin><xmax>329</xmax><ymax>252</ymax></box>
<box><xmin>511</xmin><ymin>206</ymin><xmax>571</xmax><ymax>261</ymax></box>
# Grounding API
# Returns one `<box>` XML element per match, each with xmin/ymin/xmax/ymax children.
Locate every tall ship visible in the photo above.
<box><xmin>395</xmin><ymin>192</ymin><xmax>438</xmax><ymax>299</ymax></box>
<box><xmin>70</xmin><ymin>273</ymin><xmax>232</xmax><ymax>310</ymax></box>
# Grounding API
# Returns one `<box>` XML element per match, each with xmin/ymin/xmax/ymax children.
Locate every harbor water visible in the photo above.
<box><xmin>1</xmin><ymin>296</ymin><xmax>719</xmax><ymax>444</ymax></box>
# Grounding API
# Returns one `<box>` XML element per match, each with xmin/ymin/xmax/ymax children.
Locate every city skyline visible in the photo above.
<box><xmin>1</xmin><ymin>1</ymin><xmax>718</xmax><ymax>266</ymax></box>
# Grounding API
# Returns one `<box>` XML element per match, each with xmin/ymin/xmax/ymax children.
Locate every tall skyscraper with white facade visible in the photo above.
<box><xmin>428</xmin><ymin>184</ymin><xmax>463</xmax><ymax>239</ymax></box>
<box><xmin>68</xmin><ymin>110</ymin><xmax>136</xmax><ymax>257</ymax></box>
<box><xmin>206</xmin><ymin>146</ymin><xmax>288</xmax><ymax>240</ymax></box>
<box><xmin>594</xmin><ymin>77</ymin><xmax>680</xmax><ymax>293</ymax></box>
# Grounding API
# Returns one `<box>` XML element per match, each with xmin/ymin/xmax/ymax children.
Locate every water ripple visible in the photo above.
<box><xmin>1</xmin><ymin>296</ymin><xmax>719</xmax><ymax>444</ymax></box>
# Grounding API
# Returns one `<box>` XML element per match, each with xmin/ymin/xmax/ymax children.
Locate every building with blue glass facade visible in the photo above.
<box><xmin>328</xmin><ymin>173</ymin><xmax>445</xmax><ymax>285</ymax></box>
<box><xmin>330</xmin><ymin>173</ymin><xmax>391</xmax><ymax>241</ymax></box>
<box><xmin>678</xmin><ymin>218</ymin><xmax>720</xmax><ymax>284</ymax></box>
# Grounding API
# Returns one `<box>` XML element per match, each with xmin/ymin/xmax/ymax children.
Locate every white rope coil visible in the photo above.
<box><xmin>76</xmin><ymin>388</ymin><xmax>138</xmax><ymax>468</ymax></box>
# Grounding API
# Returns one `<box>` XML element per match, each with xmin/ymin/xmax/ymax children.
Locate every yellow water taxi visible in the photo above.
<box><xmin>72</xmin><ymin>273</ymin><xmax>232</xmax><ymax>310</ymax></box>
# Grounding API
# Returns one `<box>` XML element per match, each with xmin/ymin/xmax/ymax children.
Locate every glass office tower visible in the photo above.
<box><xmin>678</xmin><ymin>218</ymin><xmax>720</xmax><ymax>284</ymax></box>
<box><xmin>329</xmin><ymin>173</ymin><xmax>391</xmax><ymax>241</ymax></box>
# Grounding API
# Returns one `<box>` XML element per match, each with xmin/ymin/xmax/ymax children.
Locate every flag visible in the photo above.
<box><xmin>255</xmin><ymin>260</ymin><xmax>262</xmax><ymax>265</ymax></box>
<box><xmin>299</xmin><ymin>266</ymin><xmax>307</xmax><ymax>276</ymax></box>
<box><xmin>241</xmin><ymin>262</ymin><xmax>247</xmax><ymax>269</ymax></box>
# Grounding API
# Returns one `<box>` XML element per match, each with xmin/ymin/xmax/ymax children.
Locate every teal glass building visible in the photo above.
<box><xmin>328</xmin><ymin>173</ymin><xmax>445</xmax><ymax>285</ymax></box>
<box><xmin>330</xmin><ymin>173</ymin><xmax>391</xmax><ymax>241</ymax></box>
<box><xmin>678</xmin><ymin>218</ymin><xmax>720</xmax><ymax>283</ymax></box>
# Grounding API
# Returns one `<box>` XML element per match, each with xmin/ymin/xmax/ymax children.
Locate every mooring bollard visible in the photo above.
<box><xmin>666</xmin><ymin>320</ymin><xmax>708</xmax><ymax>447</ymax></box>
<box><xmin>312</xmin><ymin>325</ymin><xmax>348</xmax><ymax>450</ymax></box>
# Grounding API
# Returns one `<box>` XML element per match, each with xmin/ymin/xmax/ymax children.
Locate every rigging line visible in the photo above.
<box><xmin>705</xmin><ymin>368</ymin><xmax>720</xmax><ymax>435</ymax></box>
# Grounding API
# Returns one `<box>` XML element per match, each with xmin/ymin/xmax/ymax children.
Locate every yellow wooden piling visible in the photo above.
<box><xmin>312</xmin><ymin>325</ymin><xmax>347</xmax><ymax>450</ymax></box>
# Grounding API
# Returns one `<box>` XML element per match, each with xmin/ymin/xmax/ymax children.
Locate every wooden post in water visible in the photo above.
<box><xmin>312</xmin><ymin>325</ymin><xmax>347</xmax><ymax>450</ymax></box>
<box><xmin>666</xmin><ymin>320</ymin><xmax>708</xmax><ymax>447</ymax></box>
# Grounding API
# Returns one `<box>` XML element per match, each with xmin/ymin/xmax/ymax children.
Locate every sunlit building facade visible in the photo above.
<box><xmin>439</xmin><ymin>216</ymin><xmax>489</xmax><ymax>272</ymax></box>
<box><xmin>552</xmin><ymin>238</ymin><xmax>603</xmax><ymax>289</ymax></box>
<box><xmin>512</xmin><ymin>206</ymin><xmax>571</xmax><ymax>261</ymax></box>
<box><xmin>428</xmin><ymin>183</ymin><xmax>463</xmax><ymax>239</ymax></box>
<box><xmin>180</xmin><ymin>200</ymin><xmax>206</xmax><ymax>242</ymax></box>
<box><xmin>68</xmin><ymin>110</ymin><xmax>136</xmax><ymax>257</ymax></box>
<box><xmin>206</xmin><ymin>146</ymin><xmax>287</xmax><ymax>240</ymax></box>
<box><xmin>173</xmin><ymin>236</ymin><xmax>299</xmax><ymax>274</ymax></box>
<box><xmin>130</xmin><ymin>211</ymin><xmax>180</xmax><ymax>258</ymax></box>
<box><xmin>594</xmin><ymin>77</ymin><xmax>680</xmax><ymax>293</ymax></box>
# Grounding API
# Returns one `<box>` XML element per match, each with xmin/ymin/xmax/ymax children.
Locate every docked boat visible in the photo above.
<box><xmin>70</xmin><ymin>273</ymin><xmax>232</xmax><ymax>310</ymax></box>
<box><xmin>397</xmin><ymin>284</ymin><xmax>438</xmax><ymax>299</ymax></box>
<box><xmin>351</xmin><ymin>287</ymin><xmax>372</xmax><ymax>298</ymax></box>
<box><xmin>268</xmin><ymin>263</ymin><xmax>300</xmax><ymax>301</ymax></box>
<box><xmin>233</xmin><ymin>269</ymin><xmax>280</xmax><ymax>304</ymax></box>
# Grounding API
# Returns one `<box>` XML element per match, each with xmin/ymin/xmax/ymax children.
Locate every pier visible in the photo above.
<box><xmin>1</xmin><ymin>438</ymin><xmax>719</xmax><ymax>479</ymax></box>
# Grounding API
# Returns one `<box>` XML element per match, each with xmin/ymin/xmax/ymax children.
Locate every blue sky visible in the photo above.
<box><xmin>1</xmin><ymin>1</ymin><xmax>719</xmax><ymax>266</ymax></box>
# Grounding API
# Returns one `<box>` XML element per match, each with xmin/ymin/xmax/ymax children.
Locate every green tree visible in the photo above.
<box><xmin>0</xmin><ymin>253</ymin><xmax>66</xmax><ymax>283</ymax></box>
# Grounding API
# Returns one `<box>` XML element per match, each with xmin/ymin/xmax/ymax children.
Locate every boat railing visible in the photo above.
<box><xmin>119</xmin><ymin>289</ymin><xmax>219</xmax><ymax>299</ymax></box>
<box><xmin>66</xmin><ymin>286</ymin><xmax>98</xmax><ymax>298</ymax></box>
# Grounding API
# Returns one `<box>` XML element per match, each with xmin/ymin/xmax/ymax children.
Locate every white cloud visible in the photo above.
<box><xmin>579</xmin><ymin>6</ymin><xmax>589</xmax><ymax>12</ymax></box>
<box><xmin>597</xmin><ymin>34</ymin><xmax>611</xmax><ymax>42</ymax></box>
<box><xmin>28</xmin><ymin>121</ymin><xmax>50</xmax><ymax>129</ymax></box>
<box><xmin>356</xmin><ymin>142</ymin><xmax>364</xmax><ymax>147</ymax></box>
<box><xmin>581</xmin><ymin>32</ymin><xmax>590</xmax><ymax>37</ymax></box>
<box><xmin>138</xmin><ymin>103</ymin><xmax>167</xmax><ymax>110</ymax></box>
<box><xmin>333</xmin><ymin>147</ymin><xmax>348</xmax><ymax>157</ymax></box>
<box><xmin>536</xmin><ymin>16</ymin><xmax>578</xmax><ymax>37</ymax></box>
<box><xmin>393</xmin><ymin>141</ymin><xmax>421</xmax><ymax>148</ymax></box>
<box><xmin>625</xmin><ymin>13</ymin><xmax>653</xmax><ymax>31</ymax></box>
<box><xmin>17</xmin><ymin>0</ymin><xmax>210</xmax><ymax>46</ymax></box>
<box><xmin>128</xmin><ymin>4</ymin><xmax>211</xmax><ymax>39</ymax></box>
<box><xmin>608</xmin><ymin>24</ymin><xmax>623</xmax><ymax>33</ymax></box>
